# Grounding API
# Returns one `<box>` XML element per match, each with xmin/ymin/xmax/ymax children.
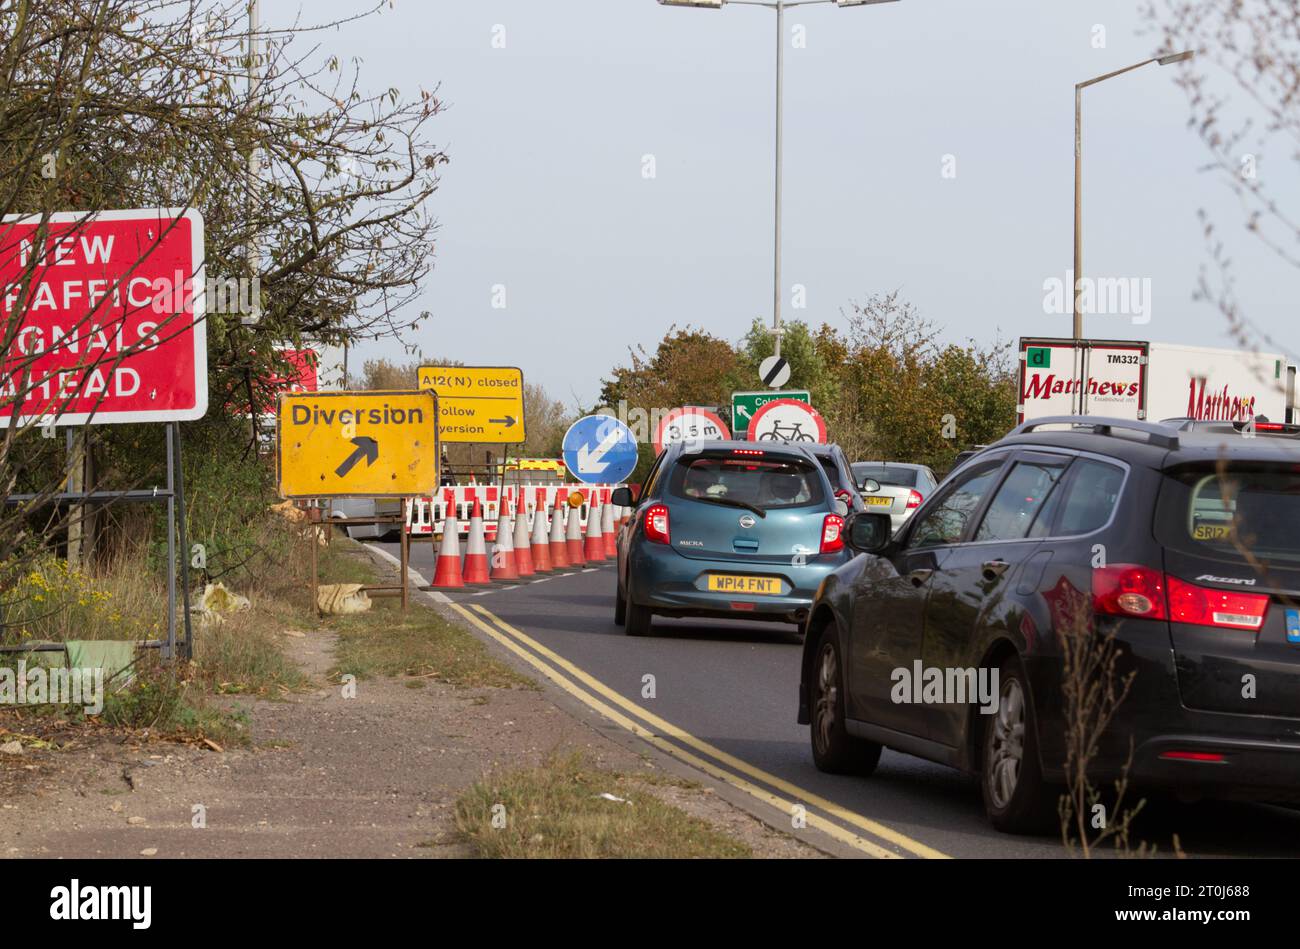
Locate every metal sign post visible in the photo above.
<box><xmin>1</xmin><ymin>427</ymin><xmax>194</xmax><ymax>660</ymax></box>
<box><xmin>310</xmin><ymin>507</ymin><xmax>409</xmax><ymax>612</ymax></box>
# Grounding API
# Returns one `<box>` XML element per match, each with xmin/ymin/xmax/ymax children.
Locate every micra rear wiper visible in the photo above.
<box><xmin>694</xmin><ymin>496</ymin><xmax>767</xmax><ymax>519</ymax></box>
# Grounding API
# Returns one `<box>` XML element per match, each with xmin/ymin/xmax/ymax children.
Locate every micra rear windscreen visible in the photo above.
<box><xmin>668</xmin><ymin>451</ymin><xmax>825</xmax><ymax>510</ymax></box>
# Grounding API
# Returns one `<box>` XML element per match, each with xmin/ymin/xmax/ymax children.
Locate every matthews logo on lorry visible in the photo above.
<box><xmin>1020</xmin><ymin>373</ymin><xmax>1140</xmax><ymax>401</ymax></box>
<box><xmin>1184</xmin><ymin>378</ymin><xmax>1257</xmax><ymax>422</ymax></box>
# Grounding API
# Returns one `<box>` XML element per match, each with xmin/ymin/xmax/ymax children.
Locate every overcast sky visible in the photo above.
<box><xmin>300</xmin><ymin>0</ymin><xmax>1298</xmax><ymax>407</ymax></box>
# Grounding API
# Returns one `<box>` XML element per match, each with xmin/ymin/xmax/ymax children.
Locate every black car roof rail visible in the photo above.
<box><xmin>1008</xmin><ymin>415</ymin><xmax>1180</xmax><ymax>450</ymax></box>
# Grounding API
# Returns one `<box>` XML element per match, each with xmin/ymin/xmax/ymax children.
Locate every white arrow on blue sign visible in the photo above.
<box><xmin>563</xmin><ymin>415</ymin><xmax>639</xmax><ymax>485</ymax></box>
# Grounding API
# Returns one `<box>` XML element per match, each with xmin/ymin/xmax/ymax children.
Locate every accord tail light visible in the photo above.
<box><xmin>1093</xmin><ymin>568</ymin><xmax>1270</xmax><ymax>632</ymax></box>
<box><xmin>1167</xmin><ymin>575</ymin><xmax>1269</xmax><ymax>631</ymax></box>
<box><xmin>820</xmin><ymin>514</ymin><xmax>845</xmax><ymax>554</ymax></box>
<box><xmin>1159</xmin><ymin>750</ymin><xmax>1227</xmax><ymax>763</ymax></box>
<box><xmin>906</xmin><ymin>489</ymin><xmax>923</xmax><ymax>510</ymax></box>
<box><xmin>1092</xmin><ymin>564</ymin><xmax>1167</xmax><ymax>619</ymax></box>
<box><xmin>644</xmin><ymin>504</ymin><xmax>670</xmax><ymax>545</ymax></box>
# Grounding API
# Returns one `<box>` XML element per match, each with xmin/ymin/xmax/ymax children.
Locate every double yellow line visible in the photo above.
<box><xmin>451</xmin><ymin>602</ymin><xmax>948</xmax><ymax>860</ymax></box>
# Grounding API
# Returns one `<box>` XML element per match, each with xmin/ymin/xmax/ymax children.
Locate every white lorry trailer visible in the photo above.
<box><xmin>1017</xmin><ymin>337</ymin><xmax>1297</xmax><ymax>425</ymax></box>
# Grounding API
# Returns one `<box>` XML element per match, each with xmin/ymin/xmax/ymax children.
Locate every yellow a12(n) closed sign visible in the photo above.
<box><xmin>277</xmin><ymin>390</ymin><xmax>439</xmax><ymax>499</ymax></box>
<box><xmin>418</xmin><ymin>365</ymin><xmax>526</xmax><ymax>443</ymax></box>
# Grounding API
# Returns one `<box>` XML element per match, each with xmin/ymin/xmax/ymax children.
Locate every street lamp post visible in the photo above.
<box><xmin>1072</xmin><ymin>50</ymin><xmax>1194</xmax><ymax>341</ymax></box>
<box><xmin>658</xmin><ymin>0</ymin><xmax>900</xmax><ymax>359</ymax></box>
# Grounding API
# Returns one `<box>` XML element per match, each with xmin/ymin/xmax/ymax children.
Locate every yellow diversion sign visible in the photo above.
<box><xmin>418</xmin><ymin>365</ymin><xmax>526</xmax><ymax>444</ymax></box>
<box><xmin>277</xmin><ymin>390</ymin><xmax>439</xmax><ymax>499</ymax></box>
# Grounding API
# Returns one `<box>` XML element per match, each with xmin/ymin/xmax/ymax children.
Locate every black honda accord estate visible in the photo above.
<box><xmin>798</xmin><ymin>416</ymin><xmax>1300</xmax><ymax>833</ymax></box>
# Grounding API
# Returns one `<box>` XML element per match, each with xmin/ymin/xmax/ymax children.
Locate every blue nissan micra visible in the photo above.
<box><xmin>610</xmin><ymin>440</ymin><xmax>856</xmax><ymax>636</ymax></box>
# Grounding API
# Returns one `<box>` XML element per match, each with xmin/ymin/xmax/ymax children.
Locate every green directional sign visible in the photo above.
<box><xmin>731</xmin><ymin>390</ymin><xmax>811</xmax><ymax>436</ymax></box>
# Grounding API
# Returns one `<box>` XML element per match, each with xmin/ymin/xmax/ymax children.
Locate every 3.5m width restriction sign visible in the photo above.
<box><xmin>653</xmin><ymin>407</ymin><xmax>729</xmax><ymax>454</ymax></box>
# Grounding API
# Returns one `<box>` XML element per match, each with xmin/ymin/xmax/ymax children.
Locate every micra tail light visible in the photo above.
<box><xmin>906</xmin><ymin>489</ymin><xmax>923</xmax><ymax>510</ymax></box>
<box><xmin>1092</xmin><ymin>564</ymin><xmax>1167</xmax><ymax>619</ymax></box>
<box><xmin>644</xmin><ymin>504</ymin><xmax>670</xmax><ymax>545</ymax></box>
<box><xmin>820</xmin><ymin>514</ymin><xmax>845</xmax><ymax>554</ymax></box>
<box><xmin>1168</xmin><ymin>575</ymin><xmax>1269</xmax><ymax>631</ymax></box>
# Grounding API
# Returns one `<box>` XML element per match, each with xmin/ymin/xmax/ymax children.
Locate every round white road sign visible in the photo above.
<box><xmin>653</xmin><ymin>407</ymin><xmax>730</xmax><ymax>455</ymax></box>
<box><xmin>758</xmin><ymin>355</ymin><xmax>791</xmax><ymax>389</ymax></box>
<box><xmin>747</xmin><ymin>398</ymin><xmax>827</xmax><ymax>444</ymax></box>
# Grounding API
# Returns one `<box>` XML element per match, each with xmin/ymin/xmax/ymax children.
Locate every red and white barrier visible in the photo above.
<box><xmin>404</xmin><ymin>484</ymin><xmax>625</xmax><ymax>540</ymax></box>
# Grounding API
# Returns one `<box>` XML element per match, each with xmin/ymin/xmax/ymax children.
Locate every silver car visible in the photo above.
<box><xmin>328</xmin><ymin>498</ymin><xmax>403</xmax><ymax>540</ymax></box>
<box><xmin>849</xmin><ymin>462</ymin><xmax>938</xmax><ymax>534</ymax></box>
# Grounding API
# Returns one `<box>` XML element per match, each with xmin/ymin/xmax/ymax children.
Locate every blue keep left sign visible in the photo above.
<box><xmin>563</xmin><ymin>415</ymin><xmax>639</xmax><ymax>485</ymax></box>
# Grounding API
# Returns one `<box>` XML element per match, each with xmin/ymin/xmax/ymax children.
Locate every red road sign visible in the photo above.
<box><xmin>653</xmin><ymin>406</ymin><xmax>730</xmax><ymax>454</ymax></box>
<box><xmin>0</xmin><ymin>208</ymin><xmax>207</xmax><ymax>426</ymax></box>
<box><xmin>747</xmin><ymin>398</ymin><xmax>827</xmax><ymax>444</ymax></box>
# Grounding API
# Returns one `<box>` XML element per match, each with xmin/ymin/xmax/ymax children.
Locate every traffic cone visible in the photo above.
<box><xmin>463</xmin><ymin>500</ymin><xmax>491</xmax><ymax>585</ymax></box>
<box><xmin>530</xmin><ymin>502</ymin><xmax>553</xmax><ymax>573</ymax></box>
<box><xmin>584</xmin><ymin>498</ymin><xmax>606</xmax><ymax>563</ymax></box>
<box><xmin>566</xmin><ymin>499</ymin><xmax>586</xmax><ymax>565</ymax></box>
<box><xmin>431</xmin><ymin>509</ymin><xmax>464</xmax><ymax>589</ymax></box>
<box><xmin>512</xmin><ymin>498</ymin><xmax>535</xmax><ymax>577</ymax></box>
<box><xmin>602</xmin><ymin>496</ymin><xmax>617</xmax><ymax>557</ymax></box>
<box><xmin>490</xmin><ymin>501</ymin><xmax>519</xmax><ymax>582</ymax></box>
<box><xmin>549</xmin><ymin>497</ymin><xmax>571</xmax><ymax>569</ymax></box>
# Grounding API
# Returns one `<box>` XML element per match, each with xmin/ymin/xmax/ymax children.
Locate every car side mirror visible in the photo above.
<box><xmin>846</xmin><ymin>512</ymin><xmax>892</xmax><ymax>553</ymax></box>
<box><xmin>858</xmin><ymin>478</ymin><xmax>880</xmax><ymax>493</ymax></box>
<box><xmin>833</xmin><ymin>497</ymin><xmax>849</xmax><ymax>517</ymax></box>
<box><xmin>611</xmin><ymin>486</ymin><xmax>635</xmax><ymax>508</ymax></box>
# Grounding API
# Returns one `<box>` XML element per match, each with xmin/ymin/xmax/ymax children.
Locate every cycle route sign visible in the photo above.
<box><xmin>747</xmin><ymin>397</ymin><xmax>827</xmax><ymax>444</ymax></box>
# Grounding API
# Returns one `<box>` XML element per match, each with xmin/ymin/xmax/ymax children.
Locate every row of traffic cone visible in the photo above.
<box><xmin>431</xmin><ymin>493</ymin><xmax>628</xmax><ymax>589</ymax></box>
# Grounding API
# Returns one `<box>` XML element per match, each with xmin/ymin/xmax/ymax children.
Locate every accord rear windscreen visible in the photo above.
<box><xmin>668</xmin><ymin>453</ymin><xmax>825</xmax><ymax>511</ymax></box>
<box><xmin>1156</xmin><ymin>463</ymin><xmax>1300</xmax><ymax>565</ymax></box>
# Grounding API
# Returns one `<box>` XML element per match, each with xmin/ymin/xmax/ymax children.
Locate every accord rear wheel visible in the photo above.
<box><xmin>809</xmin><ymin>625</ymin><xmax>881</xmax><ymax>775</ymax></box>
<box><xmin>981</xmin><ymin>658</ymin><xmax>1056</xmax><ymax>834</ymax></box>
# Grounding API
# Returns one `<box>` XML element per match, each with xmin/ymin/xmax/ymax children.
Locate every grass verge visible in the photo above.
<box><xmin>0</xmin><ymin>514</ymin><xmax>336</xmax><ymax>748</ymax></box>
<box><xmin>454</xmin><ymin>752</ymin><xmax>752</xmax><ymax>858</ymax></box>
<box><xmin>328</xmin><ymin>593</ymin><xmax>535</xmax><ymax>690</ymax></box>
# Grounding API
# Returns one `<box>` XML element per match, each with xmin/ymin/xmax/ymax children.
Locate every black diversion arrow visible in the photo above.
<box><xmin>489</xmin><ymin>415</ymin><xmax>517</xmax><ymax>427</ymax></box>
<box><xmin>335</xmin><ymin>436</ymin><xmax>379</xmax><ymax>477</ymax></box>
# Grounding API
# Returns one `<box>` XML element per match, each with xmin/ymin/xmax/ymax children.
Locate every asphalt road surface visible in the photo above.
<box><xmin>378</xmin><ymin>536</ymin><xmax>1300</xmax><ymax>859</ymax></box>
